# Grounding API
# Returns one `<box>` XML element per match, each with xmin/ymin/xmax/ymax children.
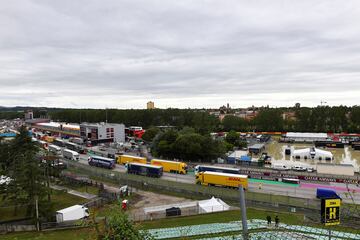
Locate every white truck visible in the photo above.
<box><xmin>56</xmin><ymin>205</ymin><xmax>89</xmax><ymax>223</ymax></box>
<box><xmin>63</xmin><ymin>149</ymin><xmax>80</xmax><ymax>161</ymax></box>
<box><xmin>48</xmin><ymin>144</ymin><xmax>62</xmax><ymax>155</ymax></box>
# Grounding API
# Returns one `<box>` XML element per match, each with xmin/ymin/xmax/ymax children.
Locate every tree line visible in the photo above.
<box><xmin>1</xmin><ymin>106</ymin><xmax>360</xmax><ymax>133</ymax></box>
<box><xmin>47</xmin><ymin>106</ymin><xmax>360</xmax><ymax>133</ymax></box>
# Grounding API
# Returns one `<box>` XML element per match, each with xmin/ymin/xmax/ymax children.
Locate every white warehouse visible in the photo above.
<box><xmin>80</xmin><ymin>122</ymin><xmax>125</xmax><ymax>144</ymax></box>
<box><xmin>283</xmin><ymin>132</ymin><xmax>328</xmax><ymax>143</ymax></box>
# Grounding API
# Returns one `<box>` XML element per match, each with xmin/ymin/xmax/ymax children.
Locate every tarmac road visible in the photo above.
<box><xmin>73</xmin><ymin>153</ymin><xmax>360</xmax><ymax>204</ymax></box>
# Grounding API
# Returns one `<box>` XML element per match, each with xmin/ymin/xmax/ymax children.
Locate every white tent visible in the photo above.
<box><xmin>292</xmin><ymin>147</ymin><xmax>333</xmax><ymax>160</ymax></box>
<box><xmin>198</xmin><ymin>197</ymin><xmax>230</xmax><ymax>214</ymax></box>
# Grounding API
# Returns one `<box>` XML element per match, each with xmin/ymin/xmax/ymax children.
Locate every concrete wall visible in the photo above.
<box><xmin>316</xmin><ymin>164</ymin><xmax>354</xmax><ymax>176</ymax></box>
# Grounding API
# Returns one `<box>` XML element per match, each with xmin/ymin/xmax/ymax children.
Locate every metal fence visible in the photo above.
<box><xmin>0</xmin><ymin>224</ymin><xmax>36</xmax><ymax>233</ymax></box>
<box><xmin>64</xmin><ymin>160</ymin><xmax>316</xmax><ymax>206</ymax></box>
<box><xmin>62</xmin><ymin>159</ymin><xmax>360</xmax><ymax>226</ymax></box>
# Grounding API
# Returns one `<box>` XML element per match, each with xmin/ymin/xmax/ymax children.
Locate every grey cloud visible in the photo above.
<box><xmin>0</xmin><ymin>0</ymin><xmax>360</xmax><ymax>108</ymax></box>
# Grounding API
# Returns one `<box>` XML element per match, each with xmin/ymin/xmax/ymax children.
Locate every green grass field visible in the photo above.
<box><xmin>0</xmin><ymin>190</ymin><xmax>88</xmax><ymax>222</ymax></box>
<box><xmin>1</xmin><ymin>207</ymin><xmax>357</xmax><ymax>240</ymax></box>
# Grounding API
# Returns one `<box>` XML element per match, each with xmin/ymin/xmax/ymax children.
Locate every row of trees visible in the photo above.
<box><xmin>50</xmin><ymin>108</ymin><xmax>219</xmax><ymax>134</ymax></box>
<box><xmin>47</xmin><ymin>106</ymin><xmax>360</xmax><ymax>133</ymax></box>
<box><xmin>223</xmin><ymin>106</ymin><xmax>360</xmax><ymax>132</ymax></box>
<box><xmin>1</xmin><ymin>106</ymin><xmax>360</xmax><ymax>133</ymax></box>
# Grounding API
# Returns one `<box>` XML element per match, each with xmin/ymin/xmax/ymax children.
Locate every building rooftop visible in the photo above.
<box><xmin>248</xmin><ymin>143</ymin><xmax>265</xmax><ymax>149</ymax></box>
<box><xmin>286</xmin><ymin>132</ymin><xmax>328</xmax><ymax>138</ymax></box>
<box><xmin>36</xmin><ymin>122</ymin><xmax>79</xmax><ymax>130</ymax></box>
<box><xmin>80</xmin><ymin>122</ymin><xmax>124</xmax><ymax>127</ymax></box>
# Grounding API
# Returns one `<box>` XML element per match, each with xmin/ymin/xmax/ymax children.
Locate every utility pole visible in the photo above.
<box><xmin>35</xmin><ymin>196</ymin><xmax>39</xmax><ymax>231</ymax></box>
<box><xmin>239</xmin><ymin>186</ymin><xmax>248</xmax><ymax>240</ymax></box>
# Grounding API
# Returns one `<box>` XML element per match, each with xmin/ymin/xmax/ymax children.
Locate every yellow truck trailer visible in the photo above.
<box><xmin>44</xmin><ymin>136</ymin><xmax>54</xmax><ymax>143</ymax></box>
<box><xmin>150</xmin><ymin>159</ymin><xmax>187</xmax><ymax>174</ymax></box>
<box><xmin>195</xmin><ymin>171</ymin><xmax>248</xmax><ymax>189</ymax></box>
<box><xmin>117</xmin><ymin>155</ymin><xmax>147</xmax><ymax>165</ymax></box>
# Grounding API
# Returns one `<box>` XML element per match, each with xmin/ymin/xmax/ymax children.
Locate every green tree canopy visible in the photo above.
<box><xmin>102</xmin><ymin>210</ymin><xmax>154</xmax><ymax>240</ymax></box>
<box><xmin>225</xmin><ymin>130</ymin><xmax>240</xmax><ymax>146</ymax></box>
<box><xmin>141</xmin><ymin>127</ymin><xmax>160</xmax><ymax>142</ymax></box>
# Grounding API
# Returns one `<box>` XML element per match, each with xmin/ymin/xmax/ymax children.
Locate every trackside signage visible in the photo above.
<box><xmin>321</xmin><ymin>198</ymin><xmax>341</xmax><ymax>226</ymax></box>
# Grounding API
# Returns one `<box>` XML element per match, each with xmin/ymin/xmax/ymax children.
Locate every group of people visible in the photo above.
<box><xmin>266</xmin><ymin>215</ymin><xmax>279</xmax><ymax>227</ymax></box>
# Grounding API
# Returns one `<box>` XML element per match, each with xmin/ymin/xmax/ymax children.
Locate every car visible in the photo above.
<box><xmin>306</xmin><ymin>167</ymin><xmax>315</xmax><ymax>172</ymax></box>
<box><xmin>291</xmin><ymin>166</ymin><xmax>307</xmax><ymax>171</ymax></box>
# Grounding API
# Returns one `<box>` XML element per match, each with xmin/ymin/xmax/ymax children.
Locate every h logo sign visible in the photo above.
<box><xmin>328</xmin><ymin>207</ymin><xmax>337</xmax><ymax>219</ymax></box>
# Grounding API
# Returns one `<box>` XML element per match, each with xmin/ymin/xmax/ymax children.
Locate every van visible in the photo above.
<box><xmin>272</xmin><ymin>163</ymin><xmax>291</xmax><ymax>171</ymax></box>
<box><xmin>291</xmin><ymin>165</ymin><xmax>307</xmax><ymax>171</ymax></box>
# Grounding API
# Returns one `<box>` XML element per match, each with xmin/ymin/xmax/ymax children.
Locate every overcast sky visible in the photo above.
<box><xmin>1</xmin><ymin>0</ymin><xmax>360</xmax><ymax>109</ymax></box>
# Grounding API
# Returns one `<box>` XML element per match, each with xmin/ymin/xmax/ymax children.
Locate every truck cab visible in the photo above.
<box><xmin>195</xmin><ymin>172</ymin><xmax>203</xmax><ymax>185</ymax></box>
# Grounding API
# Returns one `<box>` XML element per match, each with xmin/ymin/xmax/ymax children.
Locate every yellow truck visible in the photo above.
<box><xmin>150</xmin><ymin>159</ymin><xmax>188</xmax><ymax>174</ymax></box>
<box><xmin>195</xmin><ymin>171</ymin><xmax>248</xmax><ymax>189</ymax></box>
<box><xmin>44</xmin><ymin>136</ymin><xmax>54</xmax><ymax>143</ymax></box>
<box><xmin>117</xmin><ymin>155</ymin><xmax>147</xmax><ymax>165</ymax></box>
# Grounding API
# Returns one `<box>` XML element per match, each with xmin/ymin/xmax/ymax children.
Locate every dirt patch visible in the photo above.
<box><xmin>131</xmin><ymin>190</ymin><xmax>192</xmax><ymax>210</ymax></box>
<box><xmin>127</xmin><ymin>190</ymin><xmax>194</xmax><ymax>221</ymax></box>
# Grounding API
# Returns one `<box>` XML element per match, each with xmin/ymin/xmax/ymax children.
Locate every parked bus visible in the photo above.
<box><xmin>125</xmin><ymin>162</ymin><xmax>163</xmax><ymax>178</ymax></box>
<box><xmin>117</xmin><ymin>155</ymin><xmax>147</xmax><ymax>165</ymax></box>
<box><xmin>281</xmin><ymin>178</ymin><xmax>300</xmax><ymax>184</ymax></box>
<box><xmin>65</xmin><ymin>142</ymin><xmax>85</xmax><ymax>154</ymax></box>
<box><xmin>48</xmin><ymin>144</ymin><xmax>62</xmax><ymax>155</ymax></box>
<box><xmin>53</xmin><ymin>138</ymin><xmax>65</xmax><ymax>147</ymax></box>
<box><xmin>194</xmin><ymin>165</ymin><xmax>241</xmax><ymax>175</ymax></box>
<box><xmin>195</xmin><ymin>171</ymin><xmax>248</xmax><ymax>189</ymax></box>
<box><xmin>63</xmin><ymin>149</ymin><xmax>80</xmax><ymax>161</ymax></box>
<box><xmin>150</xmin><ymin>159</ymin><xmax>187</xmax><ymax>174</ymax></box>
<box><xmin>88</xmin><ymin>155</ymin><xmax>115</xmax><ymax>169</ymax></box>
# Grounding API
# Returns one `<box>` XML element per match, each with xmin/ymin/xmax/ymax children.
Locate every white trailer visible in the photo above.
<box><xmin>316</xmin><ymin>163</ymin><xmax>354</xmax><ymax>176</ymax></box>
<box><xmin>63</xmin><ymin>149</ymin><xmax>80</xmax><ymax>161</ymax></box>
<box><xmin>56</xmin><ymin>205</ymin><xmax>89</xmax><ymax>223</ymax></box>
<box><xmin>48</xmin><ymin>144</ymin><xmax>62</xmax><ymax>155</ymax></box>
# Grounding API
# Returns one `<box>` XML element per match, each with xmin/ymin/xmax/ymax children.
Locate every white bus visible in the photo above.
<box><xmin>48</xmin><ymin>144</ymin><xmax>62</xmax><ymax>155</ymax></box>
<box><xmin>63</xmin><ymin>149</ymin><xmax>80</xmax><ymax>161</ymax></box>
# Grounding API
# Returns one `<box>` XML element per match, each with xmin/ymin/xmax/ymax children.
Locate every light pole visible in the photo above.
<box><xmin>239</xmin><ymin>186</ymin><xmax>248</xmax><ymax>240</ymax></box>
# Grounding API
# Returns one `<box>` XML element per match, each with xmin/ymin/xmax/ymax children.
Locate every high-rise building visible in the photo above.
<box><xmin>147</xmin><ymin>101</ymin><xmax>155</xmax><ymax>109</ymax></box>
<box><xmin>24</xmin><ymin>110</ymin><xmax>34</xmax><ymax>120</ymax></box>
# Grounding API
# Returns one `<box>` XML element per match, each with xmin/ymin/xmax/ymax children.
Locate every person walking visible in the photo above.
<box><xmin>275</xmin><ymin>215</ymin><xmax>279</xmax><ymax>227</ymax></box>
<box><xmin>266</xmin><ymin>215</ymin><xmax>271</xmax><ymax>226</ymax></box>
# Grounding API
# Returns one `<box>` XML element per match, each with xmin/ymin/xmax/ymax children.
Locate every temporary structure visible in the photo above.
<box><xmin>198</xmin><ymin>197</ymin><xmax>230</xmax><ymax>214</ymax></box>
